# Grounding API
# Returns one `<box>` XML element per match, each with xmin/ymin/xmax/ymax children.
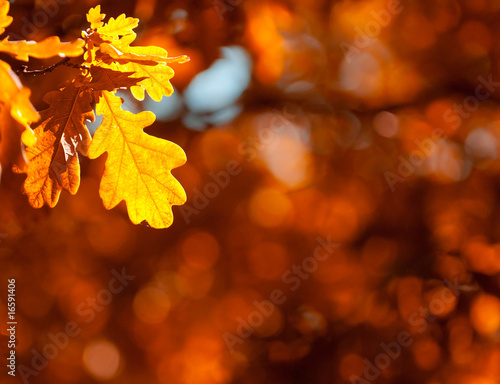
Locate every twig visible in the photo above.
<box><xmin>17</xmin><ymin>57</ymin><xmax>88</xmax><ymax>76</ymax></box>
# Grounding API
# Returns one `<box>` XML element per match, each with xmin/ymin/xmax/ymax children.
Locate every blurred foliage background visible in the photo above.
<box><xmin>2</xmin><ymin>0</ymin><xmax>500</xmax><ymax>383</ymax></box>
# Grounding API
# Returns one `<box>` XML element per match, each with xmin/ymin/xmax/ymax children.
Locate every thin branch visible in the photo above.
<box><xmin>16</xmin><ymin>57</ymin><xmax>88</xmax><ymax>76</ymax></box>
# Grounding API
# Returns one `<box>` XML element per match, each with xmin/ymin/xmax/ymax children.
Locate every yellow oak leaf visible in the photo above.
<box><xmin>83</xmin><ymin>7</ymin><xmax>189</xmax><ymax>102</ymax></box>
<box><xmin>0</xmin><ymin>36</ymin><xmax>84</xmax><ymax>62</ymax></box>
<box><xmin>0</xmin><ymin>0</ymin><xmax>12</xmax><ymax>36</ymax></box>
<box><xmin>87</xmin><ymin>5</ymin><xmax>105</xmax><ymax>30</ymax></box>
<box><xmin>19</xmin><ymin>82</ymin><xmax>94</xmax><ymax>208</ymax></box>
<box><xmin>107</xmin><ymin>33</ymin><xmax>137</xmax><ymax>52</ymax></box>
<box><xmin>126</xmin><ymin>62</ymin><xmax>175</xmax><ymax>101</ymax></box>
<box><xmin>97</xmin><ymin>13</ymin><xmax>139</xmax><ymax>39</ymax></box>
<box><xmin>1</xmin><ymin>4</ymin><xmax>188</xmax><ymax>228</ymax></box>
<box><xmin>99</xmin><ymin>57</ymin><xmax>181</xmax><ymax>102</ymax></box>
<box><xmin>88</xmin><ymin>91</ymin><xmax>186</xmax><ymax>228</ymax></box>
<box><xmin>100</xmin><ymin>42</ymin><xmax>190</xmax><ymax>65</ymax></box>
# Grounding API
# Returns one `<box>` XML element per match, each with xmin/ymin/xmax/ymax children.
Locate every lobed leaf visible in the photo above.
<box><xmin>87</xmin><ymin>5</ymin><xmax>105</xmax><ymax>29</ymax></box>
<box><xmin>89</xmin><ymin>67</ymin><xmax>147</xmax><ymax>91</ymax></box>
<box><xmin>113</xmin><ymin>61</ymin><xmax>176</xmax><ymax>101</ymax></box>
<box><xmin>1</xmin><ymin>4</ymin><xmax>189</xmax><ymax>229</ymax></box>
<box><xmin>0</xmin><ymin>36</ymin><xmax>84</xmax><ymax>62</ymax></box>
<box><xmin>100</xmin><ymin>42</ymin><xmax>190</xmax><ymax>65</ymax></box>
<box><xmin>20</xmin><ymin>82</ymin><xmax>94</xmax><ymax>207</ymax></box>
<box><xmin>84</xmin><ymin>10</ymin><xmax>189</xmax><ymax>102</ymax></box>
<box><xmin>88</xmin><ymin>91</ymin><xmax>186</xmax><ymax>228</ymax></box>
<box><xmin>97</xmin><ymin>13</ymin><xmax>139</xmax><ymax>39</ymax></box>
<box><xmin>0</xmin><ymin>0</ymin><xmax>12</xmax><ymax>36</ymax></box>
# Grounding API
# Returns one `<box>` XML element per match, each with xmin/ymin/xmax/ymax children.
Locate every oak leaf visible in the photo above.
<box><xmin>19</xmin><ymin>82</ymin><xmax>94</xmax><ymax>208</ymax></box>
<box><xmin>87</xmin><ymin>5</ymin><xmax>105</xmax><ymax>29</ymax></box>
<box><xmin>84</xmin><ymin>5</ymin><xmax>189</xmax><ymax>101</ymax></box>
<box><xmin>97</xmin><ymin>13</ymin><xmax>139</xmax><ymax>39</ymax></box>
<box><xmin>0</xmin><ymin>0</ymin><xmax>84</xmax><ymax>61</ymax></box>
<box><xmin>0</xmin><ymin>61</ymin><xmax>38</xmax><ymax>176</ymax></box>
<box><xmin>0</xmin><ymin>0</ymin><xmax>12</xmax><ymax>35</ymax></box>
<box><xmin>0</xmin><ymin>36</ymin><xmax>84</xmax><ymax>62</ymax></box>
<box><xmin>0</xmin><ymin>0</ymin><xmax>83</xmax><ymax>180</ymax></box>
<box><xmin>89</xmin><ymin>67</ymin><xmax>147</xmax><ymax>91</ymax></box>
<box><xmin>2</xmin><ymin>3</ymin><xmax>189</xmax><ymax>228</ymax></box>
<box><xmin>99</xmin><ymin>44</ymin><xmax>189</xmax><ymax>101</ymax></box>
<box><xmin>88</xmin><ymin>91</ymin><xmax>186</xmax><ymax>229</ymax></box>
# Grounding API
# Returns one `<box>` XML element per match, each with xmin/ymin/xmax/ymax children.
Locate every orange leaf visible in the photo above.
<box><xmin>19</xmin><ymin>82</ymin><xmax>94</xmax><ymax>208</ymax></box>
<box><xmin>88</xmin><ymin>91</ymin><xmax>186</xmax><ymax>228</ymax></box>
<box><xmin>0</xmin><ymin>0</ymin><xmax>13</xmax><ymax>36</ymax></box>
<box><xmin>0</xmin><ymin>36</ymin><xmax>84</xmax><ymax>62</ymax></box>
<box><xmin>0</xmin><ymin>103</ymin><xmax>29</xmax><ymax>178</ymax></box>
<box><xmin>0</xmin><ymin>61</ymin><xmax>38</xmax><ymax>176</ymax></box>
<box><xmin>0</xmin><ymin>61</ymin><xmax>38</xmax><ymax>130</ymax></box>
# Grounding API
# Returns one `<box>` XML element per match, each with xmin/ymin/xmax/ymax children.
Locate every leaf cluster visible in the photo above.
<box><xmin>0</xmin><ymin>3</ymin><xmax>189</xmax><ymax>228</ymax></box>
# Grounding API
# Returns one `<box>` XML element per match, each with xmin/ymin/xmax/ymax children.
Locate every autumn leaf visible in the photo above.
<box><xmin>0</xmin><ymin>0</ymin><xmax>39</xmax><ymax>179</ymax></box>
<box><xmin>0</xmin><ymin>61</ymin><xmax>38</xmax><ymax>131</ymax></box>
<box><xmin>2</xmin><ymin>3</ymin><xmax>189</xmax><ymax>229</ymax></box>
<box><xmin>97</xmin><ymin>44</ymin><xmax>190</xmax><ymax>101</ymax></box>
<box><xmin>82</xmin><ymin>7</ymin><xmax>189</xmax><ymax>227</ymax></box>
<box><xmin>0</xmin><ymin>0</ymin><xmax>84</xmax><ymax>61</ymax></box>
<box><xmin>99</xmin><ymin>42</ymin><xmax>189</xmax><ymax>65</ymax></box>
<box><xmin>97</xmin><ymin>13</ymin><xmax>139</xmax><ymax>39</ymax></box>
<box><xmin>88</xmin><ymin>91</ymin><xmax>186</xmax><ymax>229</ymax></box>
<box><xmin>0</xmin><ymin>61</ymin><xmax>38</xmax><ymax>177</ymax></box>
<box><xmin>0</xmin><ymin>0</ymin><xmax>12</xmax><ymax>36</ymax></box>
<box><xmin>0</xmin><ymin>36</ymin><xmax>84</xmax><ymax>62</ymax></box>
<box><xmin>89</xmin><ymin>67</ymin><xmax>147</xmax><ymax>91</ymax></box>
<box><xmin>0</xmin><ymin>102</ymin><xmax>30</xmax><ymax>180</ymax></box>
<box><xmin>83</xmin><ymin>6</ymin><xmax>189</xmax><ymax>101</ymax></box>
<box><xmin>19</xmin><ymin>82</ymin><xmax>94</xmax><ymax>208</ymax></box>
<box><xmin>87</xmin><ymin>5</ymin><xmax>105</xmax><ymax>30</ymax></box>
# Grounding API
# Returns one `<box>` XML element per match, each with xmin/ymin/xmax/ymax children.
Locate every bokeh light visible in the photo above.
<box><xmin>2</xmin><ymin>1</ymin><xmax>500</xmax><ymax>383</ymax></box>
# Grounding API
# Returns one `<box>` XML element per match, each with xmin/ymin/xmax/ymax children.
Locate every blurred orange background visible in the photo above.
<box><xmin>2</xmin><ymin>0</ymin><xmax>500</xmax><ymax>383</ymax></box>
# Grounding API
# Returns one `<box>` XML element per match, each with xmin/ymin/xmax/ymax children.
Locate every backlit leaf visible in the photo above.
<box><xmin>1</xmin><ymin>4</ymin><xmax>188</xmax><ymax>228</ymax></box>
<box><xmin>89</xmin><ymin>67</ymin><xmax>147</xmax><ymax>91</ymax></box>
<box><xmin>0</xmin><ymin>36</ymin><xmax>84</xmax><ymax>62</ymax></box>
<box><xmin>0</xmin><ymin>61</ymin><xmax>38</xmax><ymax>175</ymax></box>
<box><xmin>87</xmin><ymin>5</ymin><xmax>105</xmax><ymax>29</ymax></box>
<box><xmin>97</xmin><ymin>13</ymin><xmax>139</xmax><ymax>39</ymax></box>
<box><xmin>19</xmin><ymin>82</ymin><xmax>94</xmax><ymax>207</ymax></box>
<box><xmin>88</xmin><ymin>91</ymin><xmax>186</xmax><ymax>229</ymax></box>
<box><xmin>100</xmin><ymin>42</ymin><xmax>190</xmax><ymax>65</ymax></box>
<box><xmin>0</xmin><ymin>0</ymin><xmax>12</xmax><ymax>36</ymax></box>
